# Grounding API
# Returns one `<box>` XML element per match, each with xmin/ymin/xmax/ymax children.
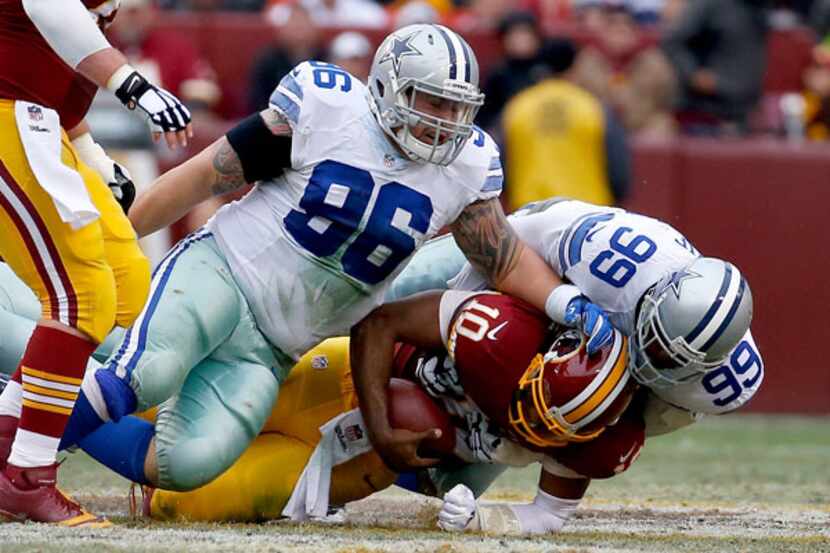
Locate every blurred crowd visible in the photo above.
<box><xmin>94</xmin><ymin>0</ymin><xmax>830</xmax><ymax>246</ymax></box>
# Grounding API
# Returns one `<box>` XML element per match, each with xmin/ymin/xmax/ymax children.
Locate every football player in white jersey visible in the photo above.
<box><xmin>0</xmin><ymin>26</ymin><xmax>614</xmax><ymax>494</ymax></box>
<box><xmin>378</xmin><ymin>197</ymin><xmax>762</xmax><ymax>531</ymax></box>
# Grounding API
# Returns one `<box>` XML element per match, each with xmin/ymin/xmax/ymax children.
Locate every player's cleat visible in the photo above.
<box><xmin>128</xmin><ymin>482</ymin><xmax>154</xmax><ymax>518</ymax></box>
<box><xmin>0</xmin><ymin>415</ymin><xmax>17</xmax><ymax>471</ymax></box>
<box><xmin>0</xmin><ymin>463</ymin><xmax>111</xmax><ymax>527</ymax></box>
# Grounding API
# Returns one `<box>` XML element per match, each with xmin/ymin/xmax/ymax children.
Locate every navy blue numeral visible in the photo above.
<box><xmin>343</xmin><ymin>183</ymin><xmax>433</xmax><ymax>284</ymax></box>
<box><xmin>702</xmin><ymin>340</ymin><xmax>762</xmax><ymax>406</ymax></box>
<box><xmin>589</xmin><ymin>227</ymin><xmax>657</xmax><ymax>288</ymax></box>
<box><xmin>284</xmin><ymin>160</ymin><xmax>372</xmax><ymax>257</ymax></box>
<box><xmin>285</xmin><ymin>161</ymin><xmax>433</xmax><ymax>284</ymax></box>
<box><xmin>309</xmin><ymin>61</ymin><xmax>352</xmax><ymax>92</ymax></box>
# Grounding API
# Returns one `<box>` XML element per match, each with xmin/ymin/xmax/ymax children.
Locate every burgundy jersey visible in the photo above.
<box><xmin>0</xmin><ymin>0</ymin><xmax>104</xmax><ymax>130</ymax></box>
<box><xmin>446</xmin><ymin>293</ymin><xmax>552</xmax><ymax>429</ymax></box>
<box><xmin>392</xmin><ymin>293</ymin><xmax>551</xmax><ymax>426</ymax></box>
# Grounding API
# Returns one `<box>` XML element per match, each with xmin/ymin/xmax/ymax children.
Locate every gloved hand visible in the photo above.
<box><xmin>564</xmin><ymin>296</ymin><xmax>614</xmax><ymax>355</ymax></box>
<box><xmin>71</xmin><ymin>132</ymin><xmax>136</xmax><ymax>214</ymax></box>
<box><xmin>110</xmin><ymin>67</ymin><xmax>192</xmax><ymax>148</ymax></box>
<box><xmin>437</xmin><ymin>484</ymin><xmax>479</xmax><ymax>532</ymax></box>
<box><xmin>107</xmin><ymin>163</ymin><xmax>136</xmax><ymax>214</ymax></box>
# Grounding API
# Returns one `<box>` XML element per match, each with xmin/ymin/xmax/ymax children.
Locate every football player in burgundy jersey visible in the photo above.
<box><xmin>352</xmin><ymin>289</ymin><xmax>644</xmax><ymax>534</ymax></box>
<box><xmin>0</xmin><ymin>0</ymin><xmax>190</xmax><ymax>526</ymax></box>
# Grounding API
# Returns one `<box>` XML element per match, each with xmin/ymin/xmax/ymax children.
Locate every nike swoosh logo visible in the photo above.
<box><xmin>619</xmin><ymin>443</ymin><xmax>639</xmax><ymax>464</ymax></box>
<box><xmin>486</xmin><ymin>321</ymin><xmax>508</xmax><ymax>340</ymax></box>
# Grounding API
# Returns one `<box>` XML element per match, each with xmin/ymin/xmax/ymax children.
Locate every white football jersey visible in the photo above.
<box><xmin>207</xmin><ymin>61</ymin><xmax>502</xmax><ymax>359</ymax></box>
<box><xmin>448</xmin><ymin>198</ymin><xmax>763</xmax><ymax>415</ymax></box>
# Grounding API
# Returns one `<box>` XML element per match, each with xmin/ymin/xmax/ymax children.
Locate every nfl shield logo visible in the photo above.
<box><xmin>27</xmin><ymin>105</ymin><xmax>43</xmax><ymax>121</ymax></box>
<box><xmin>344</xmin><ymin>424</ymin><xmax>364</xmax><ymax>442</ymax></box>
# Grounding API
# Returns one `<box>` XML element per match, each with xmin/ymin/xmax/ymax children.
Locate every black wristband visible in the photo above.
<box><xmin>114</xmin><ymin>71</ymin><xmax>151</xmax><ymax>109</ymax></box>
<box><xmin>225</xmin><ymin>113</ymin><xmax>292</xmax><ymax>183</ymax></box>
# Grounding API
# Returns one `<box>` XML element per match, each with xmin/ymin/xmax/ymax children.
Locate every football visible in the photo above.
<box><xmin>387</xmin><ymin>378</ymin><xmax>456</xmax><ymax>456</ymax></box>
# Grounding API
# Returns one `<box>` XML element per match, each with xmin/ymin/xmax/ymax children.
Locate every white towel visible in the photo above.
<box><xmin>15</xmin><ymin>101</ymin><xmax>99</xmax><ymax>230</ymax></box>
<box><xmin>282</xmin><ymin>408</ymin><xmax>374</xmax><ymax>521</ymax></box>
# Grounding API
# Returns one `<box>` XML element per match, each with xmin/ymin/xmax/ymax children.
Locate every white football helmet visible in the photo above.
<box><xmin>368</xmin><ymin>24</ymin><xmax>484</xmax><ymax>166</ymax></box>
<box><xmin>631</xmin><ymin>257</ymin><xmax>753</xmax><ymax>388</ymax></box>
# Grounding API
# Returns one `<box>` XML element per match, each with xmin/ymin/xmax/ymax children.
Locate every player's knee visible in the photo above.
<box><xmin>114</xmin><ymin>250</ymin><xmax>151</xmax><ymax>328</ymax></box>
<box><xmin>130</xmin><ymin>350</ymin><xmax>190</xmax><ymax>411</ymax></box>
<box><xmin>156</xmin><ymin>436</ymin><xmax>234</xmax><ymax>492</ymax></box>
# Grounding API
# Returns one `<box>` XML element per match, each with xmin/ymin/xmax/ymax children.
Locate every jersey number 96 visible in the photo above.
<box><xmin>285</xmin><ymin>160</ymin><xmax>434</xmax><ymax>285</ymax></box>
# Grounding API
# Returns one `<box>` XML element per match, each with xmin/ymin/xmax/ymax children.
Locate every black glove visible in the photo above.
<box><xmin>114</xmin><ymin>70</ymin><xmax>192</xmax><ymax>133</ymax></box>
<box><xmin>110</xmin><ymin>163</ymin><xmax>136</xmax><ymax>214</ymax></box>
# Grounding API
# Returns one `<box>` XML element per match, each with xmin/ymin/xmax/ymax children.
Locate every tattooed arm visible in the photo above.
<box><xmin>450</xmin><ymin>198</ymin><xmax>566</xmax><ymax>314</ymax></box>
<box><xmin>129</xmin><ymin>109</ymin><xmax>292</xmax><ymax>237</ymax></box>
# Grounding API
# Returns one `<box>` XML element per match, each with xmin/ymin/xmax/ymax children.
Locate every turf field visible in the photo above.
<box><xmin>2</xmin><ymin>414</ymin><xmax>828</xmax><ymax>553</ymax></box>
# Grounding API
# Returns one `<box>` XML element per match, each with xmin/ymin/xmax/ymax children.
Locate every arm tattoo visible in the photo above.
<box><xmin>260</xmin><ymin>109</ymin><xmax>292</xmax><ymax>136</ymax></box>
<box><xmin>451</xmin><ymin>198</ymin><xmax>522</xmax><ymax>286</ymax></box>
<box><xmin>210</xmin><ymin>138</ymin><xmax>247</xmax><ymax>196</ymax></box>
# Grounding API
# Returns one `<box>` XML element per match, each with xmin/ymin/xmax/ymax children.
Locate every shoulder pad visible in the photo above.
<box><xmin>268</xmin><ymin>61</ymin><xmax>366</xmax><ymax>132</ymax></box>
<box><xmin>451</xmin><ymin>126</ymin><xmax>503</xmax><ymax>198</ymax></box>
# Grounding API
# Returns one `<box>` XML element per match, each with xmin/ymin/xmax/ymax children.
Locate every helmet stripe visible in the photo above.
<box><xmin>444</xmin><ymin>29</ymin><xmax>470</xmax><ymax>83</ymax></box>
<box><xmin>700</xmin><ymin>276</ymin><xmax>747</xmax><ymax>351</ymax></box>
<box><xmin>563</xmin><ymin>339</ymin><xmax>628</xmax><ymax>425</ymax></box>
<box><xmin>685</xmin><ymin>263</ymin><xmax>741</xmax><ymax>350</ymax></box>
<box><xmin>577</xmin><ymin>366</ymin><xmax>630</xmax><ymax>428</ymax></box>
<box><xmin>457</xmin><ymin>35</ymin><xmax>473</xmax><ymax>82</ymax></box>
<box><xmin>434</xmin><ymin>25</ymin><xmax>458</xmax><ymax>80</ymax></box>
<box><xmin>558</xmin><ymin>330</ymin><xmax>623</xmax><ymax>417</ymax></box>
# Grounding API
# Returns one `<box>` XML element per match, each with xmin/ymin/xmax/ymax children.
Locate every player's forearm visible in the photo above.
<box><xmin>349</xmin><ymin>310</ymin><xmax>397</xmax><ymax>442</ymax></box>
<box><xmin>67</xmin><ymin>120</ymin><xmax>92</xmax><ymax>141</ymax></box>
<box><xmin>497</xmin><ymin>244</ymin><xmax>565</xmax><ymax>312</ymax></box>
<box><xmin>76</xmin><ymin>48</ymin><xmax>130</xmax><ymax>90</ymax></box>
<box><xmin>129</xmin><ymin>142</ymin><xmax>219</xmax><ymax>236</ymax></box>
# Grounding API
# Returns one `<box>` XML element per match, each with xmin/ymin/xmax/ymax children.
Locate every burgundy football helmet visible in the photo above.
<box><xmin>508</xmin><ymin>327</ymin><xmax>636</xmax><ymax>448</ymax></box>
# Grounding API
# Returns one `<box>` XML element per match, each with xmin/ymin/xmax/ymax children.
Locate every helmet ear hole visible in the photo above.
<box><xmin>375</xmin><ymin>79</ymin><xmax>385</xmax><ymax>98</ymax></box>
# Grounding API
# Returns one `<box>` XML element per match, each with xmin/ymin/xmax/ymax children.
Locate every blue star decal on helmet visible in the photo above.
<box><xmin>663</xmin><ymin>266</ymin><xmax>703</xmax><ymax>299</ymax></box>
<box><xmin>379</xmin><ymin>32</ymin><xmax>422</xmax><ymax>75</ymax></box>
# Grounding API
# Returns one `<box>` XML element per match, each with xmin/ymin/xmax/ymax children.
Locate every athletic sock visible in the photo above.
<box><xmin>77</xmin><ymin>416</ymin><xmax>153</xmax><ymax>485</ymax></box>
<box><xmin>0</xmin><ymin>367</ymin><xmax>22</xmax><ymax>418</ymax></box>
<box><xmin>59</xmin><ymin>367</ymin><xmax>137</xmax><ymax>450</ymax></box>
<box><xmin>8</xmin><ymin>326</ymin><xmax>96</xmax><ymax>468</ymax></box>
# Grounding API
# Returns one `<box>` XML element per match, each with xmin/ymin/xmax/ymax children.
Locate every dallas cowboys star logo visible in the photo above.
<box><xmin>662</xmin><ymin>267</ymin><xmax>702</xmax><ymax>299</ymax></box>
<box><xmin>379</xmin><ymin>32</ymin><xmax>422</xmax><ymax>74</ymax></box>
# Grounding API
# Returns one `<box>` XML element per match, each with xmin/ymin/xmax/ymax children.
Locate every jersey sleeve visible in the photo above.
<box><xmin>268</xmin><ymin>61</ymin><xmax>361</xmax><ymax>168</ymax></box>
<box><xmin>268</xmin><ymin>62</ymin><xmax>311</xmax><ymax>133</ymax></box>
<box><xmin>651</xmin><ymin>330</ymin><xmax>764</xmax><ymax>415</ymax></box>
<box><xmin>453</xmin><ymin>126</ymin><xmax>503</xmax><ymax>204</ymax></box>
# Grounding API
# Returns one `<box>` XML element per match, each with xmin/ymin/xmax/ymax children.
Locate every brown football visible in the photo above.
<box><xmin>387</xmin><ymin>378</ymin><xmax>456</xmax><ymax>456</ymax></box>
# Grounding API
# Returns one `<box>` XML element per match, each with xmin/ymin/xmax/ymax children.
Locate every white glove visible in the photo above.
<box><xmin>437</xmin><ymin>484</ymin><xmax>479</xmax><ymax>532</ymax></box>
<box><xmin>71</xmin><ymin>132</ymin><xmax>135</xmax><ymax>214</ymax></box>
<box><xmin>109</xmin><ymin>66</ymin><xmax>191</xmax><ymax>133</ymax></box>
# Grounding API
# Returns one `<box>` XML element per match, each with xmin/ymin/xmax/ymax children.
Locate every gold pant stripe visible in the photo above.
<box><xmin>21</xmin><ymin>366</ymin><xmax>83</xmax><ymax>386</ymax></box>
<box><xmin>21</xmin><ymin>398</ymin><xmax>72</xmax><ymax>416</ymax></box>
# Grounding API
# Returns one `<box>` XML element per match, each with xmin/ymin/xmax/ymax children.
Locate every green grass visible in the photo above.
<box><xmin>489</xmin><ymin>414</ymin><xmax>830</xmax><ymax>506</ymax></box>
